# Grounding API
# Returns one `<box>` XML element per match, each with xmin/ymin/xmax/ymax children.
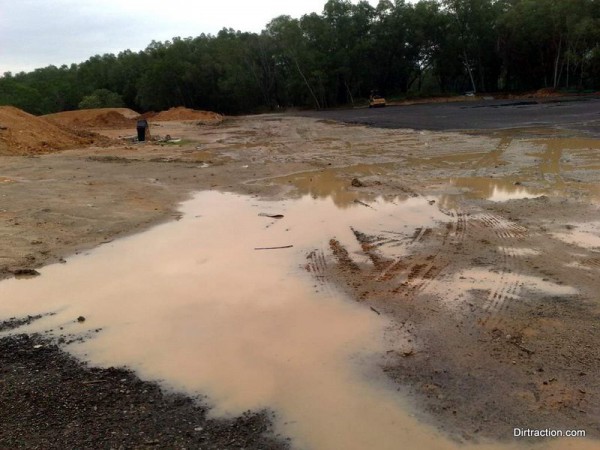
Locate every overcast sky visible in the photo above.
<box><xmin>1</xmin><ymin>0</ymin><xmax>381</xmax><ymax>75</ymax></box>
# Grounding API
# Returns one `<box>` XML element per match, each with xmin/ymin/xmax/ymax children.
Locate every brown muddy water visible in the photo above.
<box><xmin>426</xmin><ymin>137</ymin><xmax>600</xmax><ymax>207</ymax></box>
<box><xmin>448</xmin><ymin>177</ymin><xmax>543</xmax><ymax>202</ymax></box>
<box><xmin>268</xmin><ymin>164</ymin><xmax>393</xmax><ymax>207</ymax></box>
<box><xmin>0</xmin><ymin>191</ymin><xmax>597</xmax><ymax>450</ymax></box>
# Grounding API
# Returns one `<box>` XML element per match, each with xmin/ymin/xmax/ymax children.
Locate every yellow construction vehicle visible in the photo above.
<box><xmin>369</xmin><ymin>93</ymin><xmax>386</xmax><ymax>108</ymax></box>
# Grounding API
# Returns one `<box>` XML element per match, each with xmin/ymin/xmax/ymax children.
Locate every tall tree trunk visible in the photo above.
<box><xmin>293</xmin><ymin>57</ymin><xmax>321</xmax><ymax>110</ymax></box>
<box><xmin>344</xmin><ymin>81</ymin><xmax>354</xmax><ymax>106</ymax></box>
<box><xmin>553</xmin><ymin>37</ymin><xmax>562</xmax><ymax>89</ymax></box>
<box><xmin>566</xmin><ymin>50</ymin><xmax>570</xmax><ymax>88</ymax></box>
<box><xmin>464</xmin><ymin>51</ymin><xmax>477</xmax><ymax>93</ymax></box>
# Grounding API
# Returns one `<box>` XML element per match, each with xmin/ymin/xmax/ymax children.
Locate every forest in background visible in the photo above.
<box><xmin>1</xmin><ymin>0</ymin><xmax>599</xmax><ymax>115</ymax></box>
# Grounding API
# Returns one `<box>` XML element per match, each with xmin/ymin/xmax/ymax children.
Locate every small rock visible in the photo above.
<box><xmin>77</xmin><ymin>316</ymin><xmax>86</xmax><ymax>323</ymax></box>
<box><xmin>13</xmin><ymin>268</ymin><xmax>40</xmax><ymax>277</ymax></box>
<box><xmin>351</xmin><ymin>178</ymin><xmax>364</xmax><ymax>187</ymax></box>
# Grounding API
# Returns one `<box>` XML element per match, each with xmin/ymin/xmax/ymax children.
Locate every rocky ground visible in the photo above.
<box><xmin>0</xmin><ymin>324</ymin><xmax>286</xmax><ymax>449</ymax></box>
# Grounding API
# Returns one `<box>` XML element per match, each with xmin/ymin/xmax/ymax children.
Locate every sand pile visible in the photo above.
<box><xmin>533</xmin><ymin>87</ymin><xmax>560</xmax><ymax>98</ymax></box>
<box><xmin>151</xmin><ymin>107</ymin><xmax>223</xmax><ymax>123</ymax></box>
<box><xmin>0</xmin><ymin>106</ymin><xmax>95</xmax><ymax>155</ymax></box>
<box><xmin>44</xmin><ymin>108</ymin><xmax>140</xmax><ymax>129</ymax></box>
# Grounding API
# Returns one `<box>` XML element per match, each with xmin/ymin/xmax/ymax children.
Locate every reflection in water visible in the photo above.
<box><xmin>270</xmin><ymin>164</ymin><xmax>394</xmax><ymax>207</ymax></box>
<box><xmin>533</xmin><ymin>137</ymin><xmax>600</xmax><ymax>175</ymax></box>
<box><xmin>423</xmin><ymin>136</ymin><xmax>600</xmax><ymax>206</ymax></box>
<box><xmin>449</xmin><ymin>177</ymin><xmax>542</xmax><ymax>202</ymax></box>
<box><xmin>0</xmin><ymin>192</ymin><xmax>598</xmax><ymax>450</ymax></box>
<box><xmin>529</xmin><ymin>138</ymin><xmax>600</xmax><ymax>194</ymax></box>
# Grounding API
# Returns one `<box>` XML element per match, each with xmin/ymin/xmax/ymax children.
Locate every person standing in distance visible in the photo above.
<box><xmin>136</xmin><ymin>118</ymin><xmax>150</xmax><ymax>142</ymax></box>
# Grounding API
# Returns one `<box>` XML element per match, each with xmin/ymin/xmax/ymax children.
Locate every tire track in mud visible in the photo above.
<box><xmin>472</xmin><ymin>136</ymin><xmax>512</xmax><ymax>170</ymax></box>
<box><xmin>314</xmin><ymin>205</ymin><xmax>470</xmax><ymax>302</ymax></box>
<box><xmin>305</xmin><ymin>249</ymin><xmax>328</xmax><ymax>284</ymax></box>
<box><xmin>471</xmin><ymin>212</ymin><xmax>528</xmax><ymax>240</ymax></box>
<box><xmin>398</xmin><ymin>208</ymin><xmax>467</xmax><ymax>297</ymax></box>
<box><xmin>304</xmin><ymin>248</ymin><xmax>341</xmax><ymax>299</ymax></box>
<box><xmin>582</xmin><ymin>258</ymin><xmax>600</xmax><ymax>270</ymax></box>
<box><xmin>479</xmin><ymin>246</ymin><xmax>523</xmax><ymax>328</ymax></box>
<box><xmin>305</xmin><ymin>201</ymin><xmax>534</xmax><ymax>331</ymax></box>
<box><xmin>371</xmin><ymin>207</ymin><xmax>531</xmax><ymax>328</ymax></box>
<box><xmin>469</xmin><ymin>213</ymin><xmax>529</xmax><ymax>328</ymax></box>
<box><xmin>389</xmin><ymin>208</ymin><xmax>467</xmax><ymax>299</ymax></box>
<box><xmin>343</xmin><ymin>207</ymin><xmax>467</xmax><ymax>300</ymax></box>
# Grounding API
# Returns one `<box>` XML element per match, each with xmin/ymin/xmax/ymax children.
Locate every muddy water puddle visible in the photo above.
<box><xmin>448</xmin><ymin>177</ymin><xmax>543</xmax><ymax>202</ymax></box>
<box><xmin>424</xmin><ymin>136</ymin><xmax>600</xmax><ymax>202</ymax></box>
<box><xmin>268</xmin><ymin>164</ymin><xmax>395</xmax><ymax>207</ymax></box>
<box><xmin>0</xmin><ymin>191</ymin><xmax>454</xmax><ymax>450</ymax></box>
<box><xmin>0</xmin><ymin>191</ymin><xmax>597</xmax><ymax>449</ymax></box>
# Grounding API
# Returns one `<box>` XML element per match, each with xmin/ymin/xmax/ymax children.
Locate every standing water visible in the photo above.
<box><xmin>0</xmin><ymin>191</ymin><xmax>596</xmax><ymax>450</ymax></box>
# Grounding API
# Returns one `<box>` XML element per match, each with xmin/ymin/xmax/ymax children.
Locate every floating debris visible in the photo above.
<box><xmin>254</xmin><ymin>245</ymin><xmax>294</xmax><ymax>250</ymax></box>
<box><xmin>258</xmin><ymin>213</ymin><xmax>285</xmax><ymax>219</ymax></box>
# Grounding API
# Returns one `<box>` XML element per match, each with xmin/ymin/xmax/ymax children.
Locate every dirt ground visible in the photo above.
<box><xmin>1</xmin><ymin>109</ymin><xmax>600</xmax><ymax>447</ymax></box>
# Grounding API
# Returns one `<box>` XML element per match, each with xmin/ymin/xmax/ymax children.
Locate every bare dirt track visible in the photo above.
<box><xmin>1</xmin><ymin>107</ymin><xmax>600</xmax><ymax>448</ymax></box>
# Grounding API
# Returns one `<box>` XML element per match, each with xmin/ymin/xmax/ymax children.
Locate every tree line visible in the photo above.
<box><xmin>1</xmin><ymin>0</ymin><xmax>598</xmax><ymax>116</ymax></box>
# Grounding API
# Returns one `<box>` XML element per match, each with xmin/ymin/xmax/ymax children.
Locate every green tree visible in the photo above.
<box><xmin>442</xmin><ymin>0</ymin><xmax>501</xmax><ymax>92</ymax></box>
<box><xmin>2</xmin><ymin>0</ymin><xmax>599</xmax><ymax>115</ymax></box>
<box><xmin>0</xmin><ymin>73</ymin><xmax>45</xmax><ymax>114</ymax></box>
<box><xmin>78</xmin><ymin>89</ymin><xmax>125</xmax><ymax>109</ymax></box>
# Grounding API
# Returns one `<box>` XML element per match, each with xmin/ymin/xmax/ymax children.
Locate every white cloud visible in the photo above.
<box><xmin>0</xmin><ymin>0</ymin><xmax>379</xmax><ymax>74</ymax></box>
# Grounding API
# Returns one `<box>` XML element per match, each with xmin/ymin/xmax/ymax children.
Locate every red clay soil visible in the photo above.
<box><xmin>0</xmin><ymin>106</ymin><xmax>98</xmax><ymax>155</ymax></box>
<box><xmin>44</xmin><ymin>108</ymin><xmax>140</xmax><ymax>129</ymax></box>
<box><xmin>150</xmin><ymin>107</ymin><xmax>223</xmax><ymax>123</ymax></box>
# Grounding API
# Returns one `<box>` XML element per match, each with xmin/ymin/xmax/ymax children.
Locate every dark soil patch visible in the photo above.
<box><xmin>0</xmin><ymin>333</ymin><xmax>288</xmax><ymax>450</ymax></box>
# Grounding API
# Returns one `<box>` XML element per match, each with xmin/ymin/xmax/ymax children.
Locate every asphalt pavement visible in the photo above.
<box><xmin>299</xmin><ymin>96</ymin><xmax>600</xmax><ymax>136</ymax></box>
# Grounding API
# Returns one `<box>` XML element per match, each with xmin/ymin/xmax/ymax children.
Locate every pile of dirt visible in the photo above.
<box><xmin>532</xmin><ymin>87</ymin><xmax>560</xmax><ymax>98</ymax></box>
<box><xmin>0</xmin><ymin>106</ymin><xmax>96</xmax><ymax>155</ymax></box>
<box><xmin>151</xmin><ymin>107</ymin><xmax>223</xmax><ymax>124</ymax></box>
<box><xmin>44</xmin><ymin>108</ymin><xmax>140</xmax><ymax>129</ymax></box>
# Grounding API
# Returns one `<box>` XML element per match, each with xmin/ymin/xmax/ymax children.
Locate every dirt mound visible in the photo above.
<box><xmin>532</xmin><ymin>87</ymin><xmax>560</xmax><ymax>98</ymax></box>
<box><xmin>44</xmin><ymin>108</ymin><xmax>140</xmax><ymax>129</ymax></box>
<box><xmin>151</xmin><ymin>107</ymin><xmax>223</xmax><ymax>123</ymax></box>
<box><xmin>0</xmin><ymin>106</ymin><xmax>96</xmax><ymax>155</ymax></box>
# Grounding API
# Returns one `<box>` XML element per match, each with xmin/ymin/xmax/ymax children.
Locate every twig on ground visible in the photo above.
<box><xmin>254</xmin><ymin>245</ymin><xmax>294</xmax><ymax>250</ymax></box>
